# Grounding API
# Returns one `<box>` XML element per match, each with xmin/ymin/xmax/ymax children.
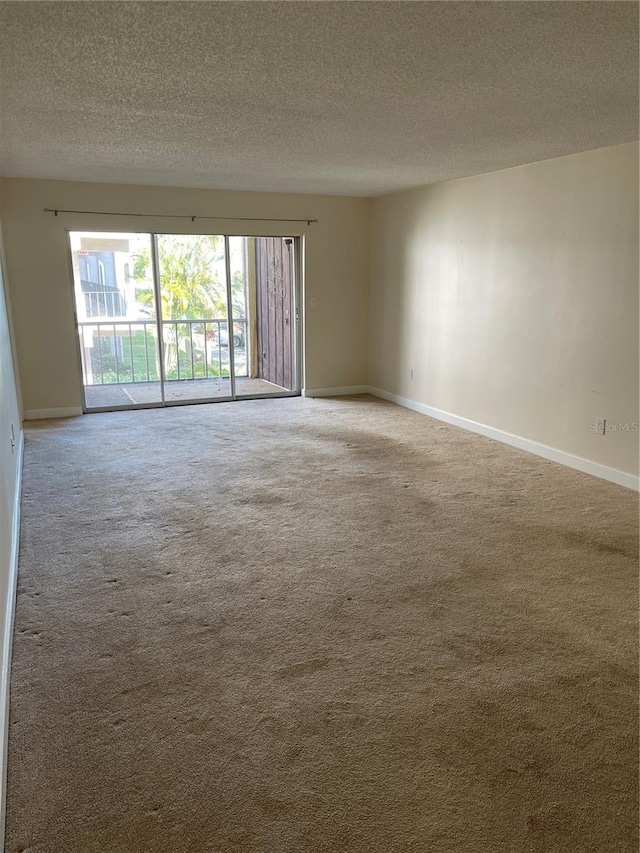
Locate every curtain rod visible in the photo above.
<box><xmin>43</xmin><ymin>208</ymin><xmax>318</xmax><ymax>225</ymax></box>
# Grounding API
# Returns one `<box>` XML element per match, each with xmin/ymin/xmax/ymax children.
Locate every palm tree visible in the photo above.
<box><xmin>133</xmin><ymin>235</ymin><xmax>245</xmax><ymax>376</ymax></box>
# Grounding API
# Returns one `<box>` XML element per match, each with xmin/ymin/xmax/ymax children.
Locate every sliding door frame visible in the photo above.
<box><xmin>67</xmin><ymin>230</ymin><xmax>302</xmax><ymax>414</ymax></box>
<box><xmin>150</xmin><ymin>233</ymin><xmax>167</xmax><ymax>407</ymax></box>
<box><xmin>223</xmin><ymin>235</ymin><xmax>237</xmax><ymax>401</ymax></box>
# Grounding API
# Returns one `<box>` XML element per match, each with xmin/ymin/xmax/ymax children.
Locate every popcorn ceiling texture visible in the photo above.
<box><xmin>6</xmin><ymin>396</ymin><xmax>638</xmax><ymax>852</ymax></box>
<box><xmin>0</xmin><ymin>1</ymin><xmax>637</xmax><ymax>196</ymax></box>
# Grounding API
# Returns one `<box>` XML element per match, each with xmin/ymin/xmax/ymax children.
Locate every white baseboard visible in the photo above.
<box><xmin>367</xmin><ymin>386</ymin><xmax>640</xmax><ymax>492</ymax></box>
<box><xmin>0</xmin><ymin>430</ymin><xmax>24</xmax><ymax>841</ymax></box>
<box><xmin>303</xmin><ymin>385</ymin><xmax>369</xmax><ymax>398</ymax></box>
<box><xmin>23</xmin><ymin>406</ymin><xmax>83</xmax><ymax>421</ymax></box>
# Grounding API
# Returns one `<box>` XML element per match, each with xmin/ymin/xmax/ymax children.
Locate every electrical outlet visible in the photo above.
<box><xmin>310</xmin><ymin>297</ymin><xmax>317</xmax><ymax>308</ymax></box>
<box><xmin>595</xmin><ymin>417</ymin><xmax>606</xmax><ymax>435</ymax></box>
<box><xmin>409</xmin><ymin>369</ymin><xmax>414</xmax><ymax>380</ymax></box>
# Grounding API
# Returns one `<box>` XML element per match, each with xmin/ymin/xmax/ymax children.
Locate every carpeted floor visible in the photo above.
<box><xmin>6</xmin><ymin>395</ymin><xmax>638</xmax><ymax>853</ymax></box>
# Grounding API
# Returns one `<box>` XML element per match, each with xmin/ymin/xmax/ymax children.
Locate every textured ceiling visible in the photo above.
<box><xmin>0</xmin><ymin>1</ymin><xmax>637</xmax><ymax>196</ymax></box>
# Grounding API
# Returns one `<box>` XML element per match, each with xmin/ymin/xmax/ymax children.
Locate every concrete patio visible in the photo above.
<box><xmin>84</xmin><ymin>377</ymin><xmax>289</xmax><ymax>409</ymax></box>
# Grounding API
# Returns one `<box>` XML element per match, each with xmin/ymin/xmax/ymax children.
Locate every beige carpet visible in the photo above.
<box><xmin>6</xmin><ymin>395</ymin><xmax>638</xmax><ymax>853</ymax></box>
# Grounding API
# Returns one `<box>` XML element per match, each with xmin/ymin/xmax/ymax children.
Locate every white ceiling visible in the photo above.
<box><xmin>0</xmin><ymin>1</ymin><xmax>637</xmax><ymax>197</ymax></box>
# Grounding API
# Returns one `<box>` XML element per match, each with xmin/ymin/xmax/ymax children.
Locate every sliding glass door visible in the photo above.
<box><xmin>70</xmin><ymin>232</ymin><xmax>164</xmax><ymax>410</ymax></box>
<box><xmin>156</xmin><ymin>234</ymin><xmax>232</xmax><ymax>403</ymax></box>
<box><xmin>70</xmin><ymin>231</ymin><xmax>300</xmax><ymax>412</ymax></box>
<box><xmin>229</xmin><ymin>237</ymin><xmax>298</xmax><ymax>398</ymax></box>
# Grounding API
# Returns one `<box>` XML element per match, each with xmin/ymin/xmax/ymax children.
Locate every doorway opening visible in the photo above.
<box><xmin>69</xmin><ymin>232</ymin><xmax>301</xmax><ymax>411</ymax></box>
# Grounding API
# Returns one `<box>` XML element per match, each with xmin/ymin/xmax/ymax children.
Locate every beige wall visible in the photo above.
<box><xmin>0</xmin><ymin>179</ymin><xmax>371</xmax><ymax>412</ymax></box>
<box><xmin>1</xmin><ymin>144</ymin><xmax>638</xmax><ymax>479</ymax></box>
<box><xmin>369</xmin><ymin>142</ymin><xmax>639</xmax><ymax>477</ymax></box>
